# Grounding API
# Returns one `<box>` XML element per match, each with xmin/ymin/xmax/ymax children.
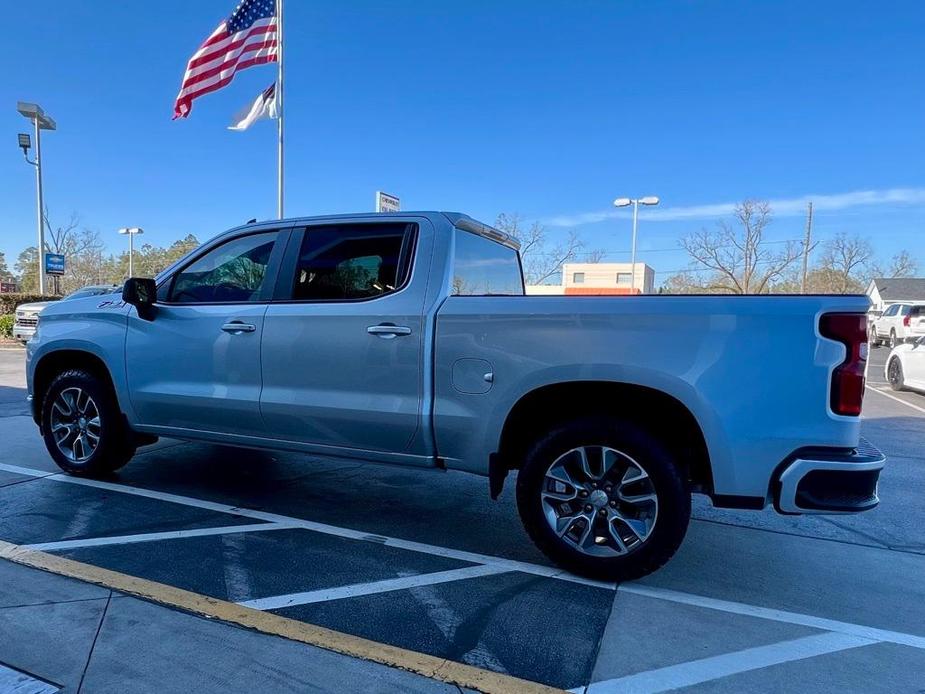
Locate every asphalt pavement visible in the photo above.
<box><xmin>0</xmin><ymin>345</ymin><xmax>922</xmax><ymax>692</ymax></box>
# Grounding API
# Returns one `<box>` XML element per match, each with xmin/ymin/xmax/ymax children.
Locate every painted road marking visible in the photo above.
<box><xmin>239</xmin><ymin>564</ymin><xmax>512</xmax><ymax>611</ymax></box>
<box><xmin>24</xmin><ymin>522</ymin><xmax>299</xmax><ymax>552</ymax></box>
<box><xmin>620</xmin><ymin>584</ymin><xmax>925</xmax><ymax>651</ymax></box>
<box><xmin>865</xmin><ymin>385</ymin><xmax>925</xmax><ymax>414</ymax></box>
<box><xmin>0</xmin><ymin>462</ymin><xmax>614</xmax><ymax>590</ymax></box>
<box><xmin>0</xmin><ymin>663</ymin><xmax>59</xmax><ymax>694</ymax></box>
<box><xmin>0</xmin><ymin>541</ymin><xmax>563</xmax><ymax>694</ymax></box>
<box><xmin>584</xmin><ymin>632</ymin><xmax>875</xmax><ymax>693</ymax></box>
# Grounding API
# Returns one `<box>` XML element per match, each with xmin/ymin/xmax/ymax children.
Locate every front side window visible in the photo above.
<box><xmin>292</xmin><ymin>223</ymin><xmax>413</xmax><ymax>301</ymax></box>
<box><xmin>170</xmin><ymin>232</ymin><xmax>276</xmax><ymax>303</ymax></box>
<box><xmin>616</xmin><ymin>272</ymin><xmax>633</xmax><ymax>284</ymax></box>
<box><xmin>452</xmin><ymin>230</ymin><xmax>524</xmax><ymax>296</ymax></box>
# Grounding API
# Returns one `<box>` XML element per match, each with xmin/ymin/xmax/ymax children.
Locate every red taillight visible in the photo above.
<box><xmin>903</xmin><ymin>315</ymin><xmax>911</xmax><ymax>327</ymax></box>
<box><xmin>819</xmin><ymin>313</ymin><xmax>867</xmax><ymax>416</ymax></box>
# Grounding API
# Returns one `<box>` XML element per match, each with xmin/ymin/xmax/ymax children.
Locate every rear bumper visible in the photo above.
<box><xmin>775</xmin><ymin>438</ymin><xmax>884</xmax><ymax>514</ymax></box>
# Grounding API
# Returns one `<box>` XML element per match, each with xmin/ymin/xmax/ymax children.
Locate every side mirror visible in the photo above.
<box><xmin>122</xmin><ymin>277</ymin><xmax>157</xmax><ymax>321</ymax></box>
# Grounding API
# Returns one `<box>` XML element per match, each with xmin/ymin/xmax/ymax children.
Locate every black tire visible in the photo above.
<box><xmin>516</xmin><ymin>416</ymin><xmax>691</xmax><ymax>581</ymax></box>
<box><xmin>41</xmin><ymin>369</ymin><xmax>135</xmax><ymax>476</ymax></box>
<box><xmin>888</xmin><ymin>357</ymin><xmax>905</xmax><ymax>392</ymax></box>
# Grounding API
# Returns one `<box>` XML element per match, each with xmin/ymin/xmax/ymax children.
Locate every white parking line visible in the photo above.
<box><xmin>584</xmin><ymin>632</ymin><xmax>875</xmax><ymax>693</ymax></box>
<box><xmin>620</xmin><ymin>584</ymin><xmax>925</xmax><ymax>650</ymax></box>
<box><xmin>239</xmin><ymin>564</ymin><xmax>511</xmax><ymax>611</ymax></box>
<box><xmin>865</xmin><ymin>385</ymin><xmax>925</xmax><ymax>414</ymax></box>
<box><xmin>0</xmin><ymin>462</ymin><xmax>614</xmax><ymax>590</ymax></box>
<box><xmin>0</xmin><ymin>663</ymin><xmax>59</xmax><ymax>694</ymax></box>
<box><xmin>24</xmin><ymin>522</ymin><xmax>299</xmax><ymax>552</ymax></box>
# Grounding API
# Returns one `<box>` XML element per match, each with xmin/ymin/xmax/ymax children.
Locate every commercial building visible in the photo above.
<box><xmin>526</xmin><ymin>262</ymin><xmax>655</xmax><ymax>296</ymax></box>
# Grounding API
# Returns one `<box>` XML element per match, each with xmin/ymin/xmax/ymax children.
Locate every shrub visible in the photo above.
<box><xmin>0</xmin><ymin>315</ymin><xmax>14</xmax><ymax>339</ymax></box>
<box><xmin>0</xmin><ymin>294</ymin><xmax>60</xmax><ymax>315</ymax></box>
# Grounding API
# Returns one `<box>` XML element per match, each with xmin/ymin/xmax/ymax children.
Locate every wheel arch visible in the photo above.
<box><xmin>32</xmin><ymin>350</ymin><xmax>121</xmax><ymax>429</ymax></box>
<box><xmin>493</xmin><ymin>381</ymin><xmax>713</xmax><ymax>499</ymax></box>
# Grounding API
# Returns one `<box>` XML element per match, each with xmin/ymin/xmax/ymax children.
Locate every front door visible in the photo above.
<box><xmin>126</xmin><ymin>229</ymin><xmax>286</xmax><ymax>436</ymax></box>
<box><xmin>260</xmin><ymin>220</ymin><xmax>429</xmax><ymax>457</ymax></box>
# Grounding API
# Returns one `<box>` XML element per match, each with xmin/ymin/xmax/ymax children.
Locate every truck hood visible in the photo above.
<box><xmin>16</xmin><ymin>301</ymin><xmax>53</xmax><ymax>315</ymax></box>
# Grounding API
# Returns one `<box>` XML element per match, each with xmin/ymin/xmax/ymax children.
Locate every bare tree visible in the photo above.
<box><xmin>43</xmin><ymin>209</ymin><xmax>81</xmax><ymax>256</ymax></box>
<box><xmin>495</xmin><ymin>213</ymin><xmax>586</xmax><ymax>285</ymax></box>
<box><xmin>886</xmin><ymin>250</ymin><xmax>918</xmax><ymax>278</ymax></box>
<box><xmin>679</xmin><ymin>200</ymin><xmax>801</xmax><ymax>294</ymax></box>
<box><xmin>811</xmin><ymin>233</ymin><xmax>875</xmax><ymax>293</ymax></box>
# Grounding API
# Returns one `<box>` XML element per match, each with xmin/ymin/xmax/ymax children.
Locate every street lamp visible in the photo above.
<box><xmin>118</xmin><ymin>227</ymin><xmax>144</xmax><ymax>277</ymax></box>
<box><xmin>17</xmin><ymin>102</ymin><xmax>56</xmax><ymax>295</ymax></box>
<box><xmin>613</xmin><ymin>195</ymin><xmax>660</xmax><ymax>293</ymax></box>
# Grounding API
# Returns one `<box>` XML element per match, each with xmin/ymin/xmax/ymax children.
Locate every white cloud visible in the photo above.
<box><xmin>544</xmin><ymin>187</ymin><xmax>925</xmax><ymax>227</ymax></box>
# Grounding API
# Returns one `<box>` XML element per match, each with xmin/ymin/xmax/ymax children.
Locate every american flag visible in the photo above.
<box><xmin>173</xmin><ymin>0</ymin><xmax>278</xmax><ymax>119</ymax></box>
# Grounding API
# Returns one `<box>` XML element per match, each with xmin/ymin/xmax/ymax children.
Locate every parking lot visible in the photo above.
<box><xmin>0</xmin><ymin>345</ymin><xmax>923</xmax><ymax>692</ymax></box>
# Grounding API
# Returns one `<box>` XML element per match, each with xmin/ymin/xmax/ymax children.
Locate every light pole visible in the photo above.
<box><xmin>118</xmin><ymin>227</ymin><xmax>144</xmax><ymax>277</ymax></box>
<box><xmin>613</xmin><ymin>196</ymin><xmax>659</xmax><ymax>293</ymax></box>
<box><xmin>17</xmin><ymin>102</ymin><xmax>56</xmax><ymax>295</ymax></box>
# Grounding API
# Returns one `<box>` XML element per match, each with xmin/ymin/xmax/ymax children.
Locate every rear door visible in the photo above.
<box><xmin>259</xmin><ymin>219</ymin><xmax>432</xmax><ymax>459</ymax></box>
<box><xmin>126</xmin><ymin>228</ymin><xmax>288</xmax><ymax>436</ymax></box>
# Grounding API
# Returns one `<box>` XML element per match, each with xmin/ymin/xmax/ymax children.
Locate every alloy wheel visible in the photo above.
<box><xmin>540</xmin><ymin>446</ymin><xmax>658</xmax><ymax>557</ymax></box>
<box><xmin>888</xmin><ymin>359</ymin><xmax>902</xmax><ymax>388</ymax></box>
<box><xmin>50</xmin><ymin>387</ymin><xmax>101</xmax><ymax>463</ymax></box>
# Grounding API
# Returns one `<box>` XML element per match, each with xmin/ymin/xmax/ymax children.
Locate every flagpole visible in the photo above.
<box><xmin>276</xmin><ymin>0</ymin><xmax>285</xmax><ymax>219</ymax></box>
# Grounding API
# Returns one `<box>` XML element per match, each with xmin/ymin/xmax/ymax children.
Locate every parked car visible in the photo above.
<box><xmin>25</xmin><ymin>213</ymin><xmax>884</xmax><ymax>580</ymax></box>
<box><xmin>13</xmin><ymin>285</ymin><xmax>119</xmax><ymax>342</ymax></box>
<box><xmin>885</xmin><ymin>336</ymin><xmax>925</xmax><ymax>394</ymax></box>
<box><xmin>871</xmin><ymin>302</ymin><xmax>925</xmax><ymax>348</ymax></box>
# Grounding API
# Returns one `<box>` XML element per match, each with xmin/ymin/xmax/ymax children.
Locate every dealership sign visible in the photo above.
<box><xmin>44</xmin><ymin>253</ymin><xmax>66</xmax><ymax>276</ymax></box>
<box><xmin>375</xmin><ymin>191</ymin><xmax>400</xmax><ymax>213</ymax></box>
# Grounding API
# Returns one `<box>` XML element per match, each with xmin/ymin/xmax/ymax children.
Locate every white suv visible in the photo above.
<box><xmin>872</xmin><ymin>303</ymin><xmax>925</xmax><ymax>348</ymax></box>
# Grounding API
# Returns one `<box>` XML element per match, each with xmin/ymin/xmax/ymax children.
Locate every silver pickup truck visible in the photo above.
<box><xmin>26</xmin><ymin>212</ymin><xmax>884</xmax><ymax>579</ymax></box>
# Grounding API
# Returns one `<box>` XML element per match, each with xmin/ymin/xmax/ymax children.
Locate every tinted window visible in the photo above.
<box><xmin>573</xmin><ymin>272</ymin><xmax>585</xmax><ymax>283</ymax></box>
<box><xmin>170</xmin><ymin>232</ymin><xmax>276</xmax><ymax>303</ymax></box>
<box><xmin>292</xmin><ymin>224</ymin><xmax>412</xmax><ymax>301</ymax></box>
<box><xmin>452</xmin><ymin>230</ymin><xmax>523</xmax><ymax>296</ymax></box>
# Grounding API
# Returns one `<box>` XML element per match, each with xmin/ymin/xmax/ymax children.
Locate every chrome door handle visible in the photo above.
<box><xmin>367</xmin><ymin>324</ymin><xmax>412</xmax><ymax>338</ymax></box>
<box><xmin>221</xmin><ymin>322</ymin><xmax>256</xmax><ymax>334</ymax></box>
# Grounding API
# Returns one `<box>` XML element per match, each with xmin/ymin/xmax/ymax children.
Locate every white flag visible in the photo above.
<box><xmin>227</xmin><ymin>83</ymin><xmax>278</xmax><ymax>131</ymax></box>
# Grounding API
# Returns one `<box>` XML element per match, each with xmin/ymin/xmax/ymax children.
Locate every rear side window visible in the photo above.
<box><xmin>170</xmin><ymin>232</ymin><xmax>277</xmax><ymax>304</ymax></box>
<box><xmin>291</xmin><ymin>223</ymin><xmax>414</xmax><ymax>301</ymax></box>
<box><xmin>452</xmin><ymin>230</ymin><xmax>524</xmax><ymax>296</ymax></box>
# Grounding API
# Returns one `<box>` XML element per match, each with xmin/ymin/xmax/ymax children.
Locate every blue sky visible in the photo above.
<box><xmin>2</xmin><ymin>1</ymin><xmax>923</xmax><ymax>283</ymax></box>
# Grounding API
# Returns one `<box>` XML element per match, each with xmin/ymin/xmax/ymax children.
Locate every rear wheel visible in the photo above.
<box><xmin>890</xmin><ymin>330</ymin><xmax>898</xmax><ymax>349</ymax></box>
<box><xmin>516</xmin><ymin>416</ymin><xmax>690</xmax><ymax>581</ymax></box>
<box><xmin>42</xmin><ymin>369</ymin><xmax>135</xmax><ymax>476</ymax></box>
<box><xmin>888</xmin><ymin>357</ymin><xmax>905</xmax><ymax>392</ymax></box>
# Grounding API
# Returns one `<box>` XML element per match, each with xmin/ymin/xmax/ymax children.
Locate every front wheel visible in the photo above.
<box><xmin>42</xmin><ymin>369</ymin><xmax>136</xmax><ymax>476</ymax></box>
<box><xmin>516</xmin><ymin>417</ymin><xmax>691</xmax><ymax>581</ymax></box>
